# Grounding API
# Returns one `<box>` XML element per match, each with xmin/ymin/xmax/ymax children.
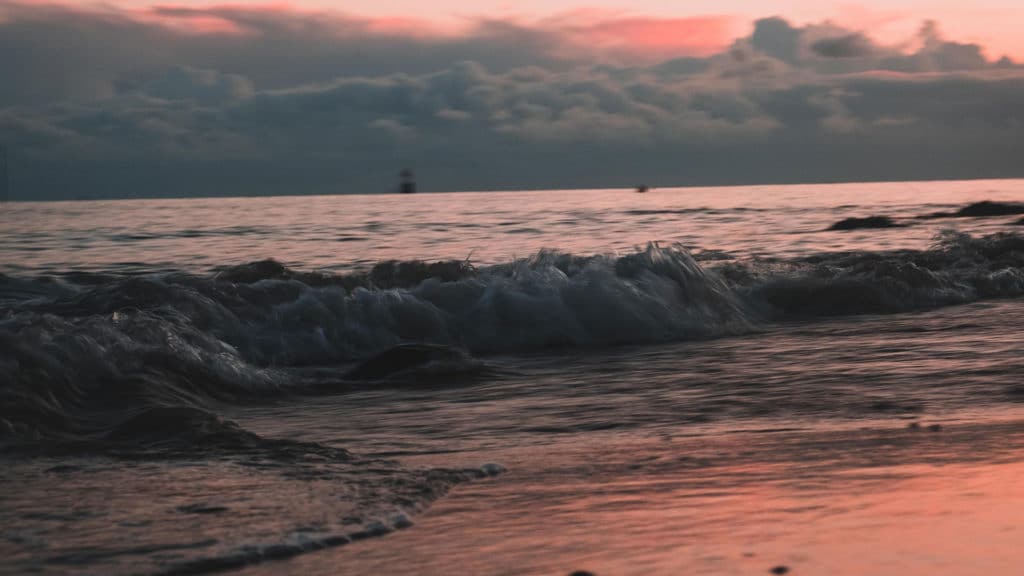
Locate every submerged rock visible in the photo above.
<box><xmin>955</xmin><ymin>201</ymin><xmax>1024</xmax><ymax>217</ymax></box>
<box><xmin>922</xmin><ymin>201</ymin><xmax>1024</xmax><ymax>219</ymax></box>
<box><xmin>827</xmin><ymin>216</ymin><xmax>902</xmax><ymax>231</ymax></box>
<box><xmin>478</xmin><ymin>463</ymin><xmax>507</xmax><ymax>477</ymax></box>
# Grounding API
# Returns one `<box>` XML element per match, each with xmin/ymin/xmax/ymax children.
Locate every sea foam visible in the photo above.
<box><xmin>1</xmin><ymin>232</ymin><xmax>1022</xmax><ymax>445</ymax></box>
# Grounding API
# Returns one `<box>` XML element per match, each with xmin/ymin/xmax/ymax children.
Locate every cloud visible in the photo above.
<box><xmin>0</xmin><ymin>3</ymin><xmax>565</xmax><ymax>106</ymax></box>
<box><xmin>810</xmin><ymin>33</ymin><xmax>875</xmax><ymax>58</ymax></box>
<box><xmin>549</xmin><ymin>13</ymin><xmax>742</xmax><ymax>60</ymax></box>
<box><xmin>1</xmin><ymin>3</ymin><xmax>1023</xmax><ymax>199</ymax></box>
<box><xmin>0</xmin><ymin>3</ymin><xmax>741</xmax><ymax>108</ymax></box>
<box><xmin>118</xmin><ymin>66</ymin><xmax>255</xmax><ymax>104</ymax></box>
<box><xmin>749</xmin><ymin>17</ymin><xmax>802</xmax><ymax>63</ymax></box>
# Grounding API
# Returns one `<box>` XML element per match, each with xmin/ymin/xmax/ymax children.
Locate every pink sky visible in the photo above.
<box><xmin>93</xmin><ymin>0</ymin><xmax>1024</xmax><ymax>60</ymax></box>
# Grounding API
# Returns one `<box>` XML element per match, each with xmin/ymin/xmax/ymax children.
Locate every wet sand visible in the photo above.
<box><xmin>241</xmin><ymin>418</ymin><xmax>1024</xmax><ymax>575</ymax></box>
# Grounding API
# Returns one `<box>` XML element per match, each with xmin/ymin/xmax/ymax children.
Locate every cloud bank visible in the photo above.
<box><xmin>1</xmin><ymin>3</ymin><xmax>1022</xmax><ymax>199</ymax></box>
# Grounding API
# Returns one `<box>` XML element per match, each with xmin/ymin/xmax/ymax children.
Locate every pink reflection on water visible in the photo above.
<box><xmin>265</xmin><ymin>421</ymin><xmax>1024</xmax><ymax>575</ymax></box>
<box><xmin>3</xmin><ymin>179</ymin><xmax>1023</xmax><ymax>274</ymax></box>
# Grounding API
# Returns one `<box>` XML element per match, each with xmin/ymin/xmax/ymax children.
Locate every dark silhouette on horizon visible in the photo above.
<box><xmin>400</xmin><ymin>169</ymin><xmax>416</xmax><ymax>194</ymax></box>
<box><xmin>1</xmin><ymin>145</ymin><xmax>8</xmax><ymax>202</ymax></box>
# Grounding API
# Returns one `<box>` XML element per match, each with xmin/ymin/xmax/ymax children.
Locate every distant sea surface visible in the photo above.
<box><xmin>3</xmin><ymin>179</ymin><xmax>1024</xmax><ymax>274</ymax></box>
<box><xmin>2</xmin><ymin>180</ymin><xmax>1023</xmax><ymax>575</ymax></box>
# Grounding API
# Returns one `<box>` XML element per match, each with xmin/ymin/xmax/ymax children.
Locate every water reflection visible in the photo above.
<box><xmin>2</xmin><ymin>179</ymin><xmax>1022</xmax><ymax>274</ymax></box>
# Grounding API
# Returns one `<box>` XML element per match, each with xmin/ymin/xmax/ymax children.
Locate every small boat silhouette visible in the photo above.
<box><xmin>399</xmin><ymin>169</ymin><xmax>416</xmax><ymax>194</ymax></box>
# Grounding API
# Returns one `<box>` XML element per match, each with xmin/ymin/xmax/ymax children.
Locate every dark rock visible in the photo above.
<box><xmin>827</xmin><ymin>216</ymin><xmax>902</xmax><ymax>231</ymax></box>
<box><xmin>770</xmin><ymin>566</ymin><xmax>790</xmax><ymax>575</ymax></box>
<box><xmin>570</xmin><ymin>572</ymin><xmax>597</xmax><ymax>576</ymax></box>
<box><xmin>907</xmin><ymin>421</ymin><xmax>921</xmax><ymax>430</ymax></box>
<box><xmin>928</xmin><ymin>424</ymin><xmax>943</xmax><ymax>432</ymax></box>
<box><xmin>391</xmin><ymin>513</ymin><xmax>414</xmax><ymax>529</ymax></box>
<box><xmin>1015</xmin><ymin>217</ymin><xmax>1024</xmax><ymax>225</ymax></box>
<box><xmin>478</xmin><ymin>463</ymin><xmax>507</xmax><ymax>477</ymax></box>
<box><xmin>827</xmin><ymin>216</ymin><xmax>902</xmax><ymax>230</ymax></box>
<box><xmin>955</xmin><ymin>201</ymin><xmax>1024</xmax><ymax>217</ymax></box>
<box><xmin>922</xmin><ymin>201</ymin><xmax>1024</xmax><ymax>219</ymax></box>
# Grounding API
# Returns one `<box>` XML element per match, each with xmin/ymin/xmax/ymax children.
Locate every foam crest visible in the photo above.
<box><xmin>2</xmin><ymin>232</ymin><xmax>1022</xmax><ymax>447</ymax></box>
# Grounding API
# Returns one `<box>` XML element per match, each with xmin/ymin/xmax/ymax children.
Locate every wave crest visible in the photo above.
<box><xmin>2</xmin><ymin>232</ymin><xmax>1022</xmax><ymax>446</ymax></box>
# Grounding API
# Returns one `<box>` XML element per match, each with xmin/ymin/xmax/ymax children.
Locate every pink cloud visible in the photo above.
<box><xmin>557</xmin><ymin>15</ymin><xmax>743</xmax><ymax>59</ymax></box>
<box><xmin>138</xmin><ymin>8</ymin><xmax>253</xmax><ymax>35</ymax></box>
<box><xmin>137</xmin><ymin>3</ymin><xmax>738</xmax><ymax>57</ymax></box>
<box><xmin>3</xmin><ymin>2</ymin><xmax>444</xmax><ymax>37</ymax></box>
<box><xmin>4</xmin><ymin>1</ymin><xmax>1021</xmax><ymax>63</ymax></box>
<box><xmin>144</xmin><ymin>3</ymin><xmax>461</xmax><ymax>39</ymax></box>
<box><xmin>140</xmin><ymin>3</ymin><xmax>353</xmax><ymax>36</ymax></box>
<box><xmin>4</xmin><ymin>1</ymin><xmax>740</xmax><ymax>61</ymax></box>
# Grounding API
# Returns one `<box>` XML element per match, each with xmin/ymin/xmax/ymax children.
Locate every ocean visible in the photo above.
<box><xmin>1</xmin><ymin>179</ymin><xmax>1023</xmax><ymax>575</ymax></box>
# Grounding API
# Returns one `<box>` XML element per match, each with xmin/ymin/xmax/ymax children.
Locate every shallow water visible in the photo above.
<box><xmin>254</xmin><ymin>423</ymin><xmax>1024</xmax><ymax>576</ymax></box>
<box><xmin>228</xmin><ymin>300</ymin><xmax>1024</xmax><ymax>575</ymax></box>
<box><xmin>1</xmin><ymin>180</ymin><xmax>1022</xmax><ymax>574</ymax></box>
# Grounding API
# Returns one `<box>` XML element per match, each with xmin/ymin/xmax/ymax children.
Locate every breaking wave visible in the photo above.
<box><xmin>1</xmin><ymin>231</ymin><xmax>1022</xmax><ymax>446</ymax></box>
<box><xmin>736</xmin><ymin>230</ymin><xmax>1024</xmax><ymax>316</ymax></box>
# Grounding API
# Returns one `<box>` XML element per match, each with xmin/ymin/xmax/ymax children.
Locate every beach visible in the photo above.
<box><xmin>2</xmin><ymin>180</ymin><xmax>1023</xmax><ymax>575</ymax></box>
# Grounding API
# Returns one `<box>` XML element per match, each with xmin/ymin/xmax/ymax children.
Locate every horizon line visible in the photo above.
<box><xmin>6</xmin><ymin>175</ymin><xmax>1024</xmax><ymax>204</ymax></box>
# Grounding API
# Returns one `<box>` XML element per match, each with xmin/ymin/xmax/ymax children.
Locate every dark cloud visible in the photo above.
<box><xmin>0</xmin><ymin>4</ymin><xmax>576</xmax><ymax>107</ymax></box>
<box><xmin>749</xmin><ymin>17</ymin><xmax>802</xmax><ymax>63</ymax></box>
<box><xmin>0</xmin><ymin>4</ymin><xmax>1022</xmax><ymax>199</ymax></box>
<box><xmin>811</xmin><ymin>33</ymin><xmax>875</xmax><ymax>59</ymax></box>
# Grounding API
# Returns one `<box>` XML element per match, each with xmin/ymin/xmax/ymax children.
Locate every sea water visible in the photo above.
<box><xmin>1</xmin><ymin>180</ymin><xmax>1023</xmax><ymax>575</ymax></box>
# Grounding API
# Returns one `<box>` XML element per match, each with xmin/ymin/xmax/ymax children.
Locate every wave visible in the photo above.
<box><xmin>3</xmin><ymin>230</ymin><xmax>1020</xmax><ymax>574</ymax></box>
<box><xmin>1</xmin><ymin>231</ymin><xmax>1022</xmax><ymax>447</ymax></box>
<box><xmin>12</xmin><ymin>243</ymin><xmax>753</xmax><ymax>366</ymax></box>
<box><xmin>5</xmin><ymin>407</ymin><xmax>503</xmax><ymax>575</ymax></box>
<box><xmin>736</xmin><ymin>231</ymin><xmax>1024</xmax><ymax>316</ymax></box>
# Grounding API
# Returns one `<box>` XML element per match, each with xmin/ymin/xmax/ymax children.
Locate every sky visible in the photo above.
<box><xmin>2</xmin><ymin>0</ymin><xmax>1024</xmax><ymax>199</ymax></box>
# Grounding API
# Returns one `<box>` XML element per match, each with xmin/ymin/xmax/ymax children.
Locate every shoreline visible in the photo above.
<box><xmin>239</xmin><ymin>417</ymin><xmax>1024</xmax><ymax>575</ymax></box>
